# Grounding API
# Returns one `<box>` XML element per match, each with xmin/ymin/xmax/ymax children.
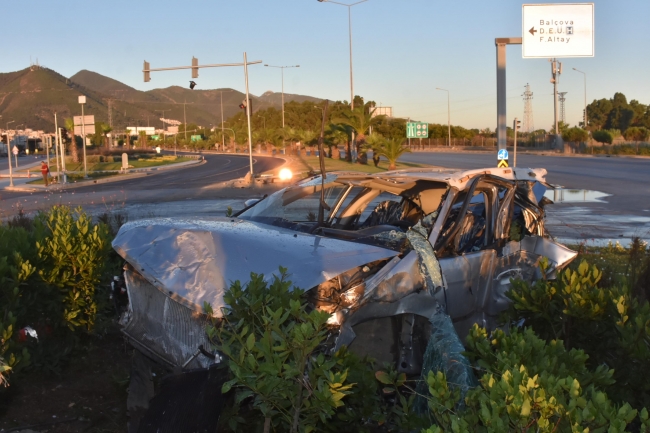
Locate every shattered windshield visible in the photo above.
<box><xmin>239</xmin><ymin>175</ymin><xmax>348</xmax><ymax>226</ymax></box>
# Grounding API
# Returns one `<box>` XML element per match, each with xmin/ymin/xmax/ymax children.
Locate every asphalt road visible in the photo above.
<box><xmin>0</xmin><ymin>153</ymin><xmax>285</xmax><ymax>217</ymax></box>
<box><xmin>400</xmin><ymin>151</ymin><xmax>650</xmax><ymax>215</ymax></box>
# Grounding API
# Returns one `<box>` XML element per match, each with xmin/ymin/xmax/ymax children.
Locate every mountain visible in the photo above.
<box><xmin>0</xmin><ymin>67</ymin><xmax>322</xmax><ymax>133</ymax></box>
<box><xmin>258</xmin><ymin>91</ymin><xmax>321</xmax><ymax>106</ymax></box>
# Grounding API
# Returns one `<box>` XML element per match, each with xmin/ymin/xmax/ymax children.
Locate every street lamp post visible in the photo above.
<box><xmin>436</xmin><ymin>88</ymin><xmax>451</xmax><ymax>146</ymax></box>
<box><xmin>6</xmin><ymin>120</ymin><xmax>15</xmax><ymax>187</ymax></box>
<box><xmin>79</xmin><ymin>95</ymin><xmax>88</xmax><ymax>178</ymax></box>
<box><xmin>573</xmin><ymin>68</ymin><xmax>587</xmax><ymax>130</ymax></box>
<box><xmin>264</xmin><ymin>64</ymin><xmax>299</xmax><ymax>149</ymax></box>
<box><xmin>317</xmin><ymin>0</ymin><xmax>368</xmax><ymax>111</ymax></box>
<box><xmin>14</xmin><ymin>124</ymin><xmax>24</xmax><ymax>168</ymax></box>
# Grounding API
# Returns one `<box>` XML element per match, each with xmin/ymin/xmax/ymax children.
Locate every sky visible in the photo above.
<box><xmin>2</xmin><ymin>0</ymin><xmax>649</xmax><ymax>131</ymax></box>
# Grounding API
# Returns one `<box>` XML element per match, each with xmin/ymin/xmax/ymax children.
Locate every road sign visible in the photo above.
<box><xmin>12</xmin><ymin>146</ymin><xmax>18</xmax><ymax>156</ymax></box>
<box><xmin>406</xmin><ymin>122</ymin><xmax>429</xmax><ymax>138</ymax></box>
<box><xmin>498</xmin><ymin>160</ymin><xmax>509</xmax><ymax>168</ymax></box>
<box><xmin>73</xmin><ymin>115</ymin><xmax>96</xmax><ymax>135</ymax></box>
<box><xmin>522</xmin><ymin>3</ymin><xmax>594</xmax><ymax>58</ymax></box>
<box><xmin>497</xmin><ymin>149</ymin><xmax>509</xmax><ymax>160</ymax></box>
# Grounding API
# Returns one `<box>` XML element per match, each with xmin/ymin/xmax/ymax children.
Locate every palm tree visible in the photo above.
<box><xmin>332</xmin><ymin>106</ymin><xmax>378</xmax><ymax>164</ymax></box>
<box><xmin>375</xmin><ymin>137</ymin><xmax>411</xmax><ymax>170</ymax></box>
<box><xmin>324</xmin><ymin>124</ymin><xmax>347</xmax><ymax>159</ymax></box>
<box><xmin>64</xmin><ymin>118</ymin><xmax>79</xmax><ymax>163</ymax></box>
<box><xmin>362</xmin><ymin>132</ymin><xmax>385</xmax><ymax>167</ymax></box>
<box><xmin>139</xmin><ymin>130</ymin><xmax>148</xmax><ymax>149</ymax></box>
<box><xmin>298</xmin><ymin>129</ymin><xmax>317</xmax><ymax>155</ymax></box>
<box><xmin>102</xmin><ymin>123</ymin><xmax>113</xmax><ymax>150</ymax></box>
<box><xmin>330</xmin><ymin>123</ymin><xmax>354</xmax><ymax>162</ymax></box>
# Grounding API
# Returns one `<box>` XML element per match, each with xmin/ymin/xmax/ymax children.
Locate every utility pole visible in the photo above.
<box><xmin>522</xmin><ymin>83</ymin><xmax>534</xmax><ymax>133</ymax></box>
<box><xmin>550</xmin><ymin>59</ymin><xmax>562</xmax><ymax>146</ymax></box>
<box><xmin>557</xmin><ymin>91</ymin><xmax>568</xmax><ymax>128</ymax></box>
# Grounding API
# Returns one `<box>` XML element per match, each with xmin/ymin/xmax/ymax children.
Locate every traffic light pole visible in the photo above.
<box><xmin>513</xmin><ymin>117</ymin><xmax>520</xmax><ymax>168</ymax></box>
<box><xmin>142</xmin><ymin>54</ymin><xmax>262</xmax><ymax>176</ymax></box>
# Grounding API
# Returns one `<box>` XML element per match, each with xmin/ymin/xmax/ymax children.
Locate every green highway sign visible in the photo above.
<box><xmin>406</xmin><ymin>122</ymin><xmax>429</xmax><ymax>138</ymax></box>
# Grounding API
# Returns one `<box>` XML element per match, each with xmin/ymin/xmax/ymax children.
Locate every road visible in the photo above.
<box><xmin>401</xmin><ymin>151</ymin><xmax>650</xmax><ymax>214</ymax></box>
<box><xmin>400</xmin><ymin>151</ymin><xmax>650</xmax><ymax>242</ymax></box>
<box><xmin>0</xmin><ymin>154</ymin><xmax>285</xmax><ymax>218</ymax></box>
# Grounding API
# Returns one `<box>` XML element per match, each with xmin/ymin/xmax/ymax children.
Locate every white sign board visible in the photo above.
<box><xmin>73</xmin><ymin>115</ymin><xmax>95</xmax><ymax>126</ymax></box>
<box><xmin>522</xmin><ymin>3</ymin><xmax>594</xmax><ymax>58</ymax></box>
<box><xmin>74</xmin><ymin>125</ymin><xmax>96</xmax><ymax>135</ymax></box>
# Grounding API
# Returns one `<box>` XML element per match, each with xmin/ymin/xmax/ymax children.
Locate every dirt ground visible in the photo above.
<box><xmin>0</xmin><ymin>327</ymin><xmax>133</xmax><ymax>433</ymax></box>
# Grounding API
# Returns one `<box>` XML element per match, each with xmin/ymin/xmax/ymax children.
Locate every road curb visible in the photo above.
<box><xmin>6</xmin><ymin>158</ymin><xmax>206</xmax><ymax>191</ymax></box>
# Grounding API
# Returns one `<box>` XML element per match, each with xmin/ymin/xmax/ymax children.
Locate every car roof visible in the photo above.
<box><xmin>325</xmin><ymin>167</ymin><xmax>548</xmax><ymax>190</ymax></box>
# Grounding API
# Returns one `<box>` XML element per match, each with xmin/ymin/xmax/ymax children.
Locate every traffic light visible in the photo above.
<box><xmin>60</xmin><ymin>128</ymin><xmax>68</xmax><ymax>141</ymax></box>
<box><xmin>191</xmin><ymin>57</ymin><xmax>199</xmax><ymax>79</ymax></box>
<box><xmin>1</xmin><ymin>134</ymin><xmax>7</xmax><ymax>144</ymax></box>
<box><xmin>189</xmin><ymin>81</ymin><xmax>197</xmax><ymax>90</ymax></box>
<box><xmin>144</xmin><ymin>61</ymin><xmax>150</xmax><ymax>82</ymax></box>
<box><xmin>514</xmin><ymin>118</ymin><xmax>521</xmax><ymax>130</ymax></box>
<box><xmin>239</xmin><ymin>98</ymin><xmax>253</xmax><ymax>116</ymax></box>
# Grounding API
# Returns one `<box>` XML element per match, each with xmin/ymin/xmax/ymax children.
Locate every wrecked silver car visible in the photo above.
<box><xmin>112</xmin><ymin>167</ymin><xmax>577</xmax><ymax>375</ymax></box>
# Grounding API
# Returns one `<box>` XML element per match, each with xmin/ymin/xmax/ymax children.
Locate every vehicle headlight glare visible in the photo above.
<box><xmin>279</xmin><ymin>168</ymin><xmax>293</xmax><ymax>181</ymax></box>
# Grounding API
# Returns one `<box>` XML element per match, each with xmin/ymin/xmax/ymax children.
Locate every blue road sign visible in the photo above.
<box><xmin>497</xmin><ymin>149</ymin><xmax>509</xmax><ymax>160</ymax></box>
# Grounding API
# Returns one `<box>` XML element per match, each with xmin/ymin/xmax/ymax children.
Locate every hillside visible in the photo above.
<box><xmin>0</xmin><ymin>67</ymin><xmax>323</xmax><ymax>133</ymax></box>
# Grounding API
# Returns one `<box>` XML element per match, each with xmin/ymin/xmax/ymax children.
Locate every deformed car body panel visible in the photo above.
<box><xmin>113</xmin><ymin>166</ymin><xmax>578</xmax><ymax>374</ymax></box>
<box><xmin>113</xmin><ymin>217</ymin><xmax>400</xmax><ymax>315</ymax></box>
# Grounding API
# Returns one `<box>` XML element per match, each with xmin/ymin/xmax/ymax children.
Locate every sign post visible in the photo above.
<box><xmin>495</xmin><ymin>3</ymin><xmax>594</xmax><ymax>167</ymax></box>
<box><xmin>12</xmin><ymin>146</ymin><xmax>18</xmax><ymax>169</ymax></box>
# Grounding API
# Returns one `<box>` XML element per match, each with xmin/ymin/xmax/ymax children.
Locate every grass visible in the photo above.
<box><xmin>25</xmin><ymin>156</ymin><xmax>192</xmax><ymax>185</ymax></box>
<box><xmin>292</xmin><ymin>155</ymin><xmax>428</xmax><ymax>174</ymax></box>
<box><xmin>27</xmin><ymin>172</ymin><xmax>120</xmax><ymax>185</ymax></box>
<box><xmin>63</xmin><ymin>155</ymin><xmax>192</xmax><ymax>172</ymax></box>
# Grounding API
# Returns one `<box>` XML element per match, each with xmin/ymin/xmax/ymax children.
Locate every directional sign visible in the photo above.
<box><xmin>498</xmin><ymin>160</ymin><xmax>509</xmax><ymax>168</ymax></box>
<box><xmin>12</xmin><ymin>146</ymin><xmax>18</xmax><ymax>156</ymax></box>
<box><xmin>406</xmin><ymin>122</ymin><xmax>429</xmax><ymax>139</ymax></box>
<box><xmin>522</xmin><ymin>3</ymin><xmax>594</xmax><ymax>58</ymax></box>
<box><xmin>497</xmin><ymin>149</ymin><xmax>509</xmax><ymax>160</ymax></box>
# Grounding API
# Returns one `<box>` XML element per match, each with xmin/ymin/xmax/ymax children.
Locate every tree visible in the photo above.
<box><xmin>332</xmin><ymin>106</ymin><xmax>378</xmax><ymax>164</ymax></box>
<box><xmin>297</xmin><ymin>129</ymin><xmax>317</xmax><ymax>151</ymax></box>
<box><xmin>375</xmin><ymin>137</ymin><xmax>411</xmax><ymax>170</ymax></box>
<box><xmin>362</xmin><ymin>132</ymin><xmax>385</xmax><ymax>167</ymax></box>
<box><xmin>592</xmin><ymin>129</ymin><xmax>614</xmax><ymax>145</ymax></box>
<box><xmin>623</xmin><ymin>126</ymin><xmax>649</xmax><ymax>142</ymax></box>
<box><xmin>138</xmin><ymin>130</ymin><xmax>148</xmax><ymax>149</ymax></box>
<box><xmin>102</xmin><ymin>123</ymin><xmax>113</xmax><ymax>150</ymax></box>
<box><xmin>562</xmin><ymin>127</ymin><xmax>588</xmax><ymax>143</ymax></box>
<box><xmin>63</xmin><ymin>118</ymin><xmax>79</xmax><ymax>163</ymax></box>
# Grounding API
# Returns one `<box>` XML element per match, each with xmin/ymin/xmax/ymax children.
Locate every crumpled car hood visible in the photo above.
<box><xmin>112</xmin><ymin>217</ymin><xmax>400</xmax><ymax>316</ymax></box>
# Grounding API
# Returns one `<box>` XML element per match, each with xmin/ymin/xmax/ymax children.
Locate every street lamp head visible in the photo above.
<box><xmin>264</xmin><ymin>64</ymin><xmax>269</xmax><ymax>67</ymax></box>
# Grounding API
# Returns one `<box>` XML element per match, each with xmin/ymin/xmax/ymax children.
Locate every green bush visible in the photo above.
<box><xmin>562</xmin><ymin>127</ymin><xmax>588</xmax><ymax>143</ymax></box>
<box><xmin>0</xmin><ymin>206</ymin><xmax>114</xmax><ymax>386</ymax></box>
<box><xmin>206</xmin><ymin>268</ymin><xmax>355</xmax><ymax>433</ymax></box>
<box><xmin>503</xmin><ymin>259</ymin><xmax>650</xmax><ymax>409</ymax></box>
<box><xmin>592</xmin><ymin>130</ymin><xmax>614</xmax><ymax>144</ymax></box>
